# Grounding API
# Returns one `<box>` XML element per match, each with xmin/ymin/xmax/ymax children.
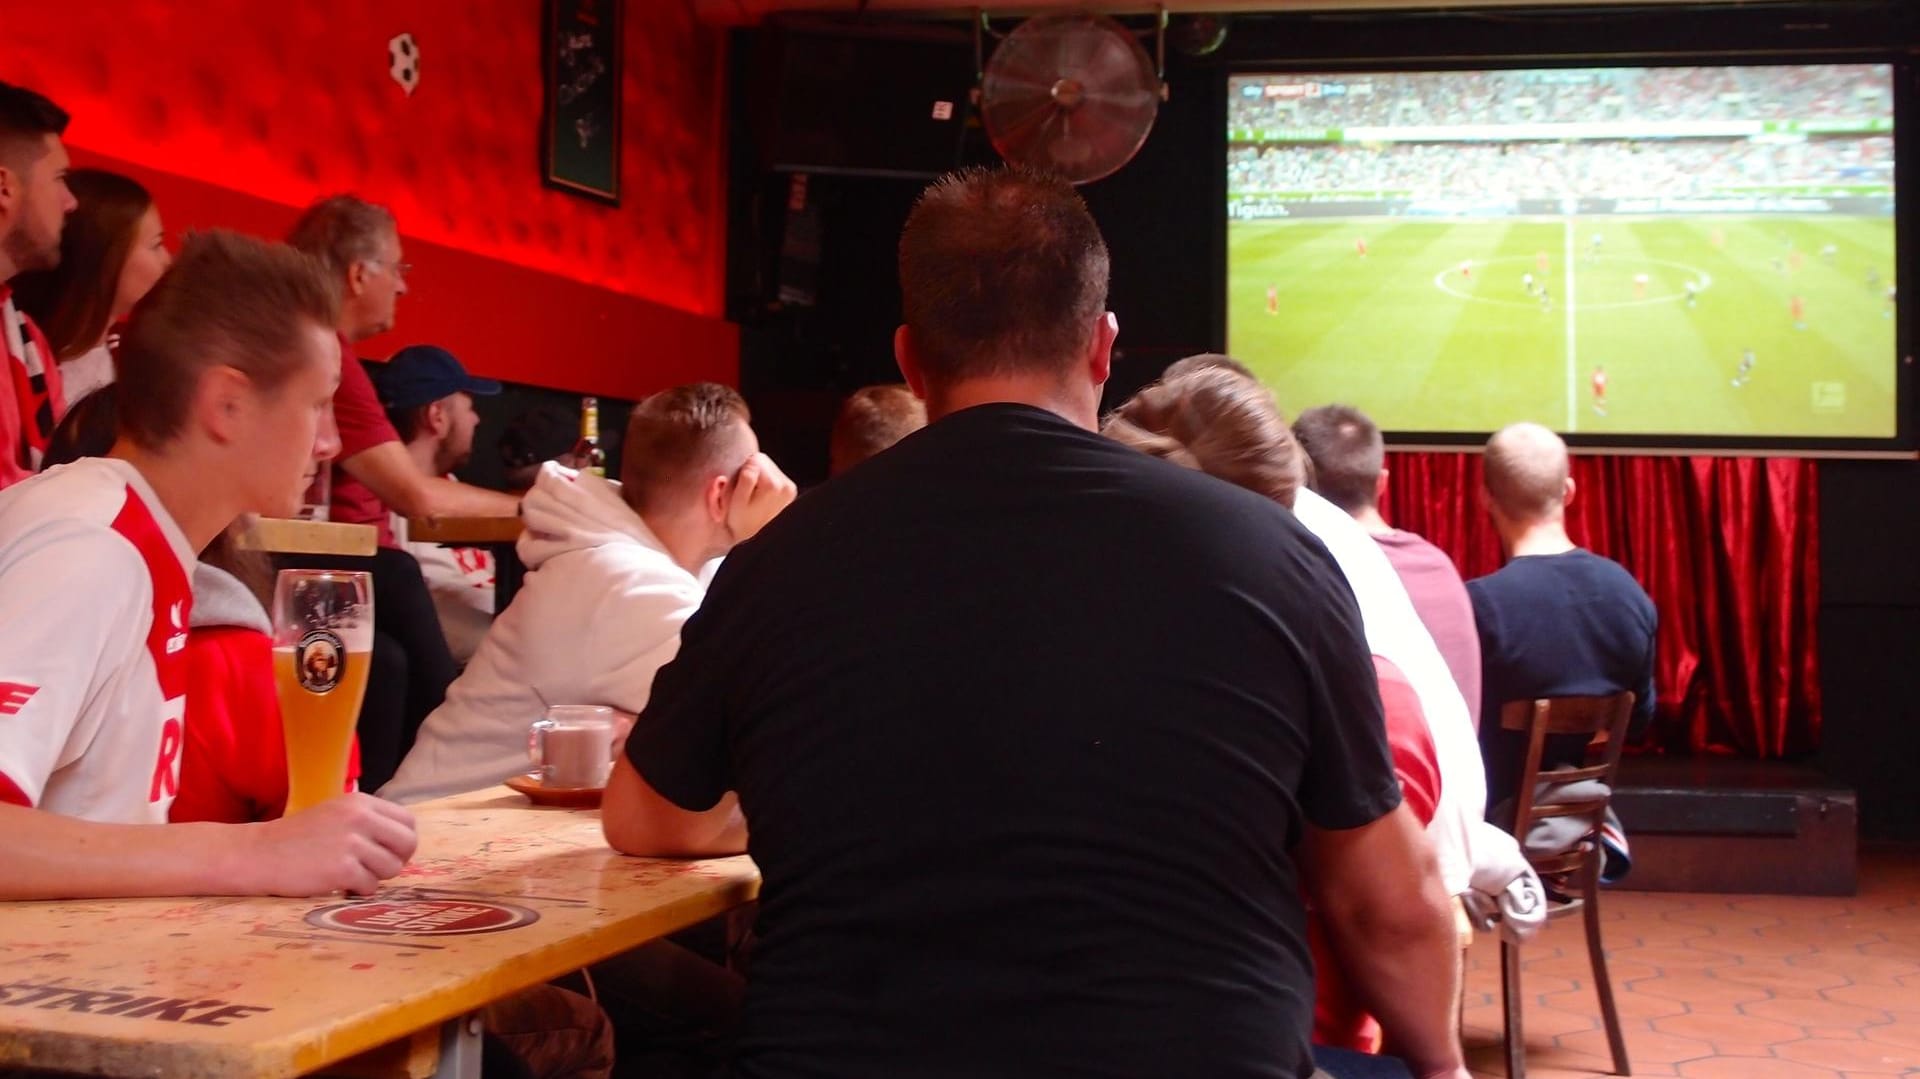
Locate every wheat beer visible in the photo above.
<box><xmin>272</xmin><ymin>570</ymin><xmax>374</xmax><ymax>816</ymax></box>
<box><xmin>277</xmin><ymin>646</ymin><xmax>370</xmax><ymax>814</ymax></box>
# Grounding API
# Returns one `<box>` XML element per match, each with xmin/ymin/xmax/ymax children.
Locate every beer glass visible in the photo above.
<box><xmin>273</xmin><ymin>569</ymin><xmax>373</xmax><ymax>815</ymax></box>
<box><xmin>295</xmin><ymin>467</ymin><xmax>331</xmax><ymax>522</ymax></box>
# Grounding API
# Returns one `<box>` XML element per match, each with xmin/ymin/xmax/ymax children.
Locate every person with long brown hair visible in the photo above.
<box><xmin>12</xmin><ymin>168</ymin><xmax>170</xmax><ymax>402</ymax></box>
<box><xmin>1101</xmin><ymin>364</ymin><xmax>1309</xmax><ymax>509</ymax></box>
<box><xmin>1106</xmin><ymin>365</ymin><xmax>1453</xmax><ymax>1062</ymax></box>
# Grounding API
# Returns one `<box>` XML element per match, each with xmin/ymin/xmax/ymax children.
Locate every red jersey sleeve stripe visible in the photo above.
<box><xmin>0</xmin><ymin>770</ymin><xmax>33</xmax><ymax>808</ymax></box>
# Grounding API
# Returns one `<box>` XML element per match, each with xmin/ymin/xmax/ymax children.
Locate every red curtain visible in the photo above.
<box><xmin>1379</xmin><ymin>453</ymin><xmax>1822</xmax><ymax>758</ymax></box>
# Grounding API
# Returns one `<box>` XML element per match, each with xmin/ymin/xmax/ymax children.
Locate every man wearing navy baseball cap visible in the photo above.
<box><xmin>378</xmin><ymin>345</ymin><xmax>504</xmax><ymax>666</ymax></box>
<box><xmin>377</xmin><ymin>344</ymin><xmax>502</xmax><ymax>477</ymax></box>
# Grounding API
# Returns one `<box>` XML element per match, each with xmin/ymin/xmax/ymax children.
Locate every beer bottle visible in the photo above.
<box><xmin>573</xmin><ymin>396</ymin><xmax>607</xmax><ymax>478</ymax></box>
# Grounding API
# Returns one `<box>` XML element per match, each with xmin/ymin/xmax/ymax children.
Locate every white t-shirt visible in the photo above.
<box><xmin>0</xmin><ymin>457</ymin><xmax>195</xmax><ymax>823</ymax></box>
<box><xmin>1293</xmin><ymin>488</ymin><xmax>1503</xmax><ymax>898</ymax></box>
<box><xmin>393</xmin><ymin>502</ymin><xmax>496</xmax><ymax>666</ymax></box>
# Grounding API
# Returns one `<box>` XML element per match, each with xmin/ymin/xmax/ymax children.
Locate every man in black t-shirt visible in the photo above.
<box><xmin>602</xmin><ymin>167</ymin><xmax>1467</xmax><ymax>1079</ymax></box>
<box><xmin>1469</xmin><ymin>422</ymin><xmax>1658</xmax><ymax>814</ymax></box>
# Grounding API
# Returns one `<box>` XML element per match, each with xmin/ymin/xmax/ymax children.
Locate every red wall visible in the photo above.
<box><xmin>2</xmin><ymin>0</ymin><xmax>736</xmax><ymax>398</ymax></box>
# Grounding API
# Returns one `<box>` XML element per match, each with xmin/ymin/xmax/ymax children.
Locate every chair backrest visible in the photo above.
<box><xmin>1497</xmin><ymin>692</ymin><xmax>1636</xmax><ymax>876</ymax></box>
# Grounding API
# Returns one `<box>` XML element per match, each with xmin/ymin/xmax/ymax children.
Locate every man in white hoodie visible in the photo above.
<box><xmin>381</xmin><ymin>382</ymin><xmax>795</xmax><ymax>803</ymax></box>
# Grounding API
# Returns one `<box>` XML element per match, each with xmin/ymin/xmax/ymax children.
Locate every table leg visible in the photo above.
<box><xmin>431</xmin><ymin>1012</ymin><xmax>484</xmax><ymax>1079</ymax></box>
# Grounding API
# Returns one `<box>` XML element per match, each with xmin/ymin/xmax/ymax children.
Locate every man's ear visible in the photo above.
<box><xmin>1086</xmin><ymin>312</ymin><xmax>1118</xmax><ymax>388</ymax></box>
<box><xmin>1563</xmin><ymin>475</ymin><xmax>1577</xmax><ymax>509</ymax></box>
<box><xmin>1375</xmin><ymin>469</ymin><xmax>1391</xmax><ymax>505</ymax></box>
<box><xmin>195</xmin><ymin>366</ymin><xmax>254</xmax><ymax>446</ymax></box>
<box><xmin>345</xmin><ymin>260</ymin><xmax>371</xmax><ymax>298</ymax></box>
<box><xmin>894</xmin><ymin>325</ymin><xmax>928</xmax><ymax>400</ymax></box>
<box><xmin>427</xmin><ymin>400</ymin><xmax>451</xmax><ymax>439</ymax></box>
<box><xmin>704</xmin><ymin>471</ymin><xmax>731</xmax><ymax>526</ymax></box>
<box><xmin>0</xmin><ymin>163</ymin><xmax>17</xmax><ymax>214</ymax></box>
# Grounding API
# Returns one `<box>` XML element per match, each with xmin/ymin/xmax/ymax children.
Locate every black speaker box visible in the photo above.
<box><xmin>744</xmin><ymin>26</ymin><xmax>974</xmax><ymax>180</ymax></box>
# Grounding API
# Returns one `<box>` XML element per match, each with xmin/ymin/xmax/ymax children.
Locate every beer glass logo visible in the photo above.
<box><xmin>296</xmin><ymin>631</ymin><xmax>345</xmax><ymax>694</ymax></box>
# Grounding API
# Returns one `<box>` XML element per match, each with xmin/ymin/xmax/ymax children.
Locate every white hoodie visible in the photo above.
<box><xmin>380</xmin><ymin>463</ymin><xmax>706</xmax><ymax>803</ymax></box>
<box><xmin>1292</xmin><ymin>488</ymin><xmax>1527</xmax><ymax>899</ymax></box>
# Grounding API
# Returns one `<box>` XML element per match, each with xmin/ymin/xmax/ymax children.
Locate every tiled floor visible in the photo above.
<box><xmin>1460</xmin><ymin>848</ymin><xmax>1920</xmax><ymax>1079</ymax></box>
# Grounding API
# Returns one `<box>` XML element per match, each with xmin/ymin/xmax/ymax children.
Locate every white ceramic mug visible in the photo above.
<box><xmin>527</xmin><ymin>705</ymin><xmax>619</xmax><ymax>789</ymax></box>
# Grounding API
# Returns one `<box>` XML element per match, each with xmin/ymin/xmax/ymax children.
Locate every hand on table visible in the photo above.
<box><xmin>725</xmin><ymin>452</ymin><xmax>797</xmax><ymax>544</ymax></box>
<box><xmin>241</xmin><ymin>794</ymin><xmax>419</xmax><ymax>897</ymax></box>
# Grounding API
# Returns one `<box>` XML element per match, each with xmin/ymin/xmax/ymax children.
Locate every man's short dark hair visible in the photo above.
<box><xmin>0</xmin><ymin>82</ymin><xmax>69</xmax><ymax>174</ymax></box>
<box><xmin>0</xmin><ymin>82</ymin><xmax>69</xmax><ymax>166</ymax></box>
<box><xmin>898</xmin><ymin>166</ymin><xmax>1109</xmax><ymax>384</ymax></box>
<box><xmin>1292</xmin><ymin>404</ymin><xmax>1385</xmax><ymax>514</ymax></box>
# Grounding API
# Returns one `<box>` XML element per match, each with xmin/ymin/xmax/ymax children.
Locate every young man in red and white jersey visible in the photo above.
<box><xmin>0</xmin><ymin>230</ymin><xmax>417</xmax><ymax>900</ymax></box>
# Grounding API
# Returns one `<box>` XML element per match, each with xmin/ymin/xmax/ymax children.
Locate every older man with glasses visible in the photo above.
<box><xmin>284</xmin><ymin>195</ymin><xmax>520</xmax><ymax>789</ymax></box>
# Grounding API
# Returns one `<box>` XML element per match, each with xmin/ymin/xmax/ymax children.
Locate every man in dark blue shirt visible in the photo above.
<box><xmin>1468</xmin><ymin>422</ymin><xmax>1657</xmax><ymax>815</ymax></box>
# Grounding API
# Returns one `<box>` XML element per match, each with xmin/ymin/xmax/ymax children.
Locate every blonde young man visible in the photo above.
<box><xmin>382</xmin><ymin>383</ymin><xmax>794</xmax><ymax>804</ymax></box>
<box><xmin>0</xmin><ymin>231</ymin><xmax>417</xmax><ymax>899</ymax></box>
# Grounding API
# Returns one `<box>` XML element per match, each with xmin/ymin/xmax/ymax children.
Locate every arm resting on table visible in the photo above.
<box><xmin>0</xmin><ymin>794</ymin><xmax>417</xmax><ymax>900</ymax></box>
<box><xmin>340</xmin><ymin>441</ymin><xmax>520</xmax><ymax>521</ymax></box>
<box><xmin>602</xmin><ymin>757</ymin><xmax>747</xmax><ymax>859</ymax></box>
<box><xmin>1303</xmin><ymin>802</ymin><xmax>1469</xmax><ymax>1079</ymax></box>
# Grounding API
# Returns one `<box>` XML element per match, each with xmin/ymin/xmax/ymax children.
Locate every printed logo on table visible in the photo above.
<box><xmin>296</xmin><ymin>630</ymin><xmax>345</xmax><ymax>694</ymax></box>
<box><xmin>305</xmin><ymin>899</ymin><xmax>540</xmax><ymax>936</ymax></box>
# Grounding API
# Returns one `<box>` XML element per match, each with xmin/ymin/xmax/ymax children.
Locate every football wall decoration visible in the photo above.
<box><xmin>388</xmin><ymin>33</ymin><xmax>419</xmax><ymax>96</ymax></box>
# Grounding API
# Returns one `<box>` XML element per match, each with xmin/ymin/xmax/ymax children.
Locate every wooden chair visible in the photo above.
<box><xmin>1497</xmin><ymin>692</ymin><xmax>1635</xmax><ymax>1079</ymax></box>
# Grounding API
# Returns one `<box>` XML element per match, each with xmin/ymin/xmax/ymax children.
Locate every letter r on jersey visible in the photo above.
<box><xmin>149</xmin><ymin>714</ymin><xmax>183</xmax><ymax>802</ymax></box>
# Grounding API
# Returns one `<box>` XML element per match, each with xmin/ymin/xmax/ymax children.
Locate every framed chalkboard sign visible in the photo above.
<box><xmin>543</xmin><ymin>0</ymin><xmax>622</xmax><ymax>204</ymax></box>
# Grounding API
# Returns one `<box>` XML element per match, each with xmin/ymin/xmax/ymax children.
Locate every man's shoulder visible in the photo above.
<box><xmin>1471</xmin><ymin>550</ymin><xmax>1653</xmax><ymax>618</ymax></box>
<box><xmin>797</xmin><ymin>406</ymin><xmax>1296</xmax><ymax>535</ymax></box>
<box><xmin>1376</xmin><ymin>529</ymin><xmax>1460</xmax><ymax>572</ymax></box>
<box><xmin>0</xmin><ymin>462</ymin><xmax>149</xmax><ymax>560</ymax></box>
<box><xmin>1549</xmin><ymin>549</ymin><xmax>1653</xmax><ymax>606</ymax></box>
<box><xmin>522</xmin><ymin>536</ymin><xmax>703</xmax><ymax>614</ymax></box>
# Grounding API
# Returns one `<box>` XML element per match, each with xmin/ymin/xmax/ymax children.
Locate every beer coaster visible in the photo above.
<box><xmin>504</xmin><ymin>773</ymin><xmax>604</xmax><ymax>808</ymax></box>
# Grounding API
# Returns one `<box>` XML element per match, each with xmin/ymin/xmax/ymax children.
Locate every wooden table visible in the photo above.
<box><xmin>403</xmin><ymin>517</ymin><xmax>522</xmax><ymax>546</ymax></box>
<box><xmin>242</xmin><ymin>518</ymin><xmax>379</xmax><ymax>557</ymax></box>
<box><xmin>0</xmin><ymin>790</ymin><xmax>760</xmax><ymax>1079</ymax></box>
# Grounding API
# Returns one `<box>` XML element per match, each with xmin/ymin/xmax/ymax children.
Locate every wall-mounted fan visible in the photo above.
<box><xmin>979</xmin><ymin>12</ymin><xmax>1166</xmax><ymax>185</ymax></box>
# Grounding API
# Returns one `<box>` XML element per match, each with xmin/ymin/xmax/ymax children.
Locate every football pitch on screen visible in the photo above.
<box><xmin>1225</xmin><ymin>216</ymin><xmax>1898</xmax><ymax>438</ymax></box>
